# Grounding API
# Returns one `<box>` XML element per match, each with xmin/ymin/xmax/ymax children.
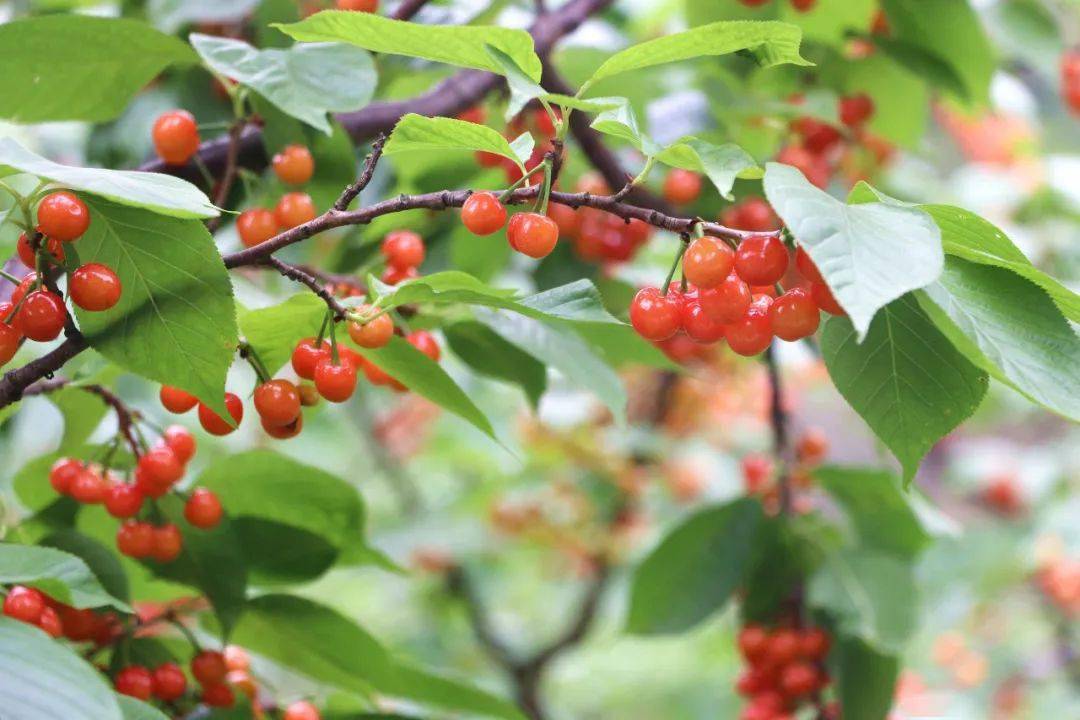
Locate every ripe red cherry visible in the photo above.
<box><xmin>680</xmin><ymin>301</ymin><xmax>726</xmax><ymax>344</ymax></box>
<box><xmin>116</xmin><ymin>521</ymin><xmax>155</xmax><ymax>558</ymax></box>
<box><xmin>152</xmin><ymin>110</ymin><xmax>200</xmax><ymax>165</ymax></box>
<box><xmin>790</xmin><ymin>0</ymin><xmax>817</xmax><ymax>11</ymax></box>
<box><xmin>314</xmin><ymin>357</ymin><xmax>357</xmax><ymax>403</ymax></box>
<box><xmin>630</xmin><ymin>287</ymin><xmax>682</xmax><ymax>341</ymax></box>
<box><xmin>0</xmin><ymin>314</ymin><xmax>20</xmax><ymax>367</ymax></box>
<box><xmin>184</xmin><ymin>488</ymin><xmax>224</xmax><ymax>529</ymax></box>
<box><xmin>292</xmin><ymin>337</ymin><xmax>330</xmax><ymax>379</ymax></box>
<box><xmin>735</xmin><ymin>235</ymin><xmax>789</xmax><ymax>286</ymax></box>
<box><xmin>284</xmin><ymin>700</ymin><xmax>322</xmax><ymax>720</ymax></box>
<box><xmin>17</xmin><ymin>233</ymin><xmax>65</xmax><ymax>269</ymax></box>
<box><xmin>699</xmin><ymin>273</ymin><xmax>752</xmax><ymax>324</ymax></box>
<box><xmin>336</xmin><ymin>0</ymin><xmax>378</xmax><ymax>10</ymax></box>
<box><xmin>152</xmin><ymin>662</ymin><xmax>188</xmax><ymax>702</ymax></box>
<box><xmin>115</xmin><ymin>666</ymin><xmax>154</xmax><ymax>700</ymax></box>
<box><xmin>380</xmin><ymin>264</ymin><xmax>419</xmax><ymax>285</ymax></box>
<box><xmin>69</xmin><ymin>263</ymin><xmax>121</xmax><ymax>312</ymax></box>
<box><xmin>3</xmin><ymin>585</ymin><xmax>45</xmax><ymax>624</ymax></box>
<box><xmin>742</xmin><ymin>454</ymin><xmax>774</xmax><ymax>494</ymax></box>
<box><xmin>198</xmin><ymin>393</ymin><xmax>244</xmax><ymax>436</ymax></box>
<box><xmin>735</xmin><ymin>668</ymin><xmax>768</xmax><ymax>697</ymax></box>
<box><xmin>839</xmin><ymin>93</ymin><xmax>875</xmax><ymax>127</ymax></box>
<box><xmin>799</xmin><ymin>627</ymin><xmax>831</xmax><ymax>659</ymax></box>
<box><xmin>162</xmin><ymin>425</ymin><xmax>197</xmax><ymax>464</ymax></box>
<box><xmin>794</xmin><ymin>247</ymin><xmax>824</xmax><ymax>284</ymax></box>
<box><xmin>254</xmin><ymin>379</ymin><xmax>301</xmax><ymax>427</ymax></box>
<box><xmin>507</xmin><ymin>212</ymin><xmax>559</xmax><ymax>258</ymax></box>
<box><xmin>684</xmin><ymin>236</ymin><xmax>735</xmax><ymax>289</ymax></box>
<box><xmin>104</xmin><ymin>483</ymin><xmax>144</xmax><ymax>518</ymax></box>
<box><xmin>138</xmin><ymin>445</ymin><xmax>184</xmax><ymax>487</ymax></box>
<box><xmin>36</xmin><ymin>192</ymin><xmax>90</xmax><ymax>242</ymax></box>
<box><xmin>160</xmin><ymin>385</ymin><xmax>198</xmax><ymax>413</ymax></box>
<box><xmin>766</xmin><ymin>628</ymin><xmax>802</xmax><ymax>665</ymax></box>
<box><xmin>725</xmin><ymin>295</ymin><xmax>774</xmax><ymax>357</ymax></box>
<box><xmin>38</xmin><ymin>606</ymin><xmax>63</xmax><ymax>637</ymax></box>
<box><xmin>348</xmin><ymin>307</ymin><xmax>393</xmax><ymax>349</ymax></box>
<box><xmin>724</xmin><ymin>197</ymin><xmax>778</xmax><ymax>232</ymax></box>
<box><xmin>780</xmin><ymin>661</ymin><xmax>819</xmax><ymax>697</ymax></box>
<box><xmin>191</xmin><ymin>650</ymin><xmax>228</xmax><ymax>685</ymax></box>
<box><xmin>9</xmin><ymin>273</ymin><xmax>38</xmax><ymax>306</ymax></box>
<box><xmin>236</xmin><ymin>209</ymin><xmax>280</xmax><ymax>248</ymax></box>
<box><xmin>811</xmin><ymin>282</ymin><xmax>845</xmax><ymax>316</ymax></box>
<box><xmin>49</xmin><ymin>458</ymin><xmax>83</xmax><ymax>495</ymax></box>
<box><xmin>662</xmin><ymin>169</ymin><xmax>703</xmax><ymax>205</ymax></box>
<box><xmin>381</xmin><ymin>230</ymin><xmax>425</xmax><ymax>269</ymax></box>
<box><xmin>770</xmin><ymin>287</ymin><xmax>820</xmax><ymax>341</ymax></box>
<box><xmin>461</xmin><ymin>192</ymin><xmax>507</xmax><ymax>236</ymax></box>
<box><xmin>202</xmin><ymin>682</ymin><xmax>235</xmax><ymax>708</ymax></box>
<box><xmin>17</xmin><ymin>290</ymin><xmax>66</xmax><ymax>342</ymax></box>
<box><xmin>738</xmin><ymin>625</ymin><xmax>770</xmax><ymax>663</ymax></box>
<box><xmin>151</xmin><ymin>524</ymin><xmax>183</xmax><ymax>562</ymax></box>
<box><xmin>777</xmin><ymin>143</ymin><xmax>831</xmax><ymax>189</ymax></box>
<box><xmin>272</xmin><ymin>144</ymin><xmax>315</xmax><ymax>185</ymax></box>
<box><xmin>70</xmin><ymin>468</ymin><xmax>107</xmax><ymax>504</ymax></box>
<box><xmin>547</xmin><ymin>203</ymin><xmax>581</xmax><ymax>239</ymax></box>
<box><xmin>274</xmin><ymin>192</ymin><xmax>317</xmax><ymax>229</ymax></box>
<box><xmin>407</xmin><ymin>330</ymin><xmax>441</xmax><ymax>361</ymax></box>
<box><xmin>262</xmin><ymin>413</ymin><xmax>303</xmax><ymax>439</ymax></box>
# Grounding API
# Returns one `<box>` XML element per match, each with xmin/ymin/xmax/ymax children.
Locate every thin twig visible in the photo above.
<box><xmin>206</xmin><ymin>121</ymin><xmax>245</xmax><ymax>233</ymax></box>
<box><xmin>334</xmin><ymin>133</ymin><xmax>387</xmax><ymax>211</ymax></box>
<box><xmin>262</xmin><ymin>257</ymin><xmax>350</xmax><ymax>319</ymax></box>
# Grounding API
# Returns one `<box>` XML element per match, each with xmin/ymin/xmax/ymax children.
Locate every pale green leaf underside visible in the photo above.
<box><xmin>384</xmin><ymin>114</ymin><xmax>531</xmax><ymax>167</ymax></box>
<box><xmin>116</xmin><ymin>695</ymin><xmax>170</xmax><ymax>720</ymax></box>
<box><xmin>657</xmin><ymin>138</ymin><xmax>759</xmax><ymax>200</ymax></box>
<box><xmin>149</xmin><ymin>0</ymin><xmax>260</xmax><ymax>34</ymax></box>
<box><xmin>0</xmin><ymin>543</ymin><xmax>130</xmax><ymax>612</ymax></box>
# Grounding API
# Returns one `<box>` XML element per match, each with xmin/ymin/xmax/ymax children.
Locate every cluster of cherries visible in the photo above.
<box><xmin>741</xmin><ymin>427</ymin><xmax>829</xmax><ymax>515</ymax></box>
<box><xmin>379</xmin><ymin>228</ymin><xmax>426</xmax><ymax>285</ymax></box>
<box><xmin>1061</xmin><ymin>50</ymin><xmax>1080</xmax><ymax>114</ymax></box>
<box><xmin>460</xmin><ymin>190</ymin><xmax>561</xmax><ymax>259</ymax></box>
<box><xmin>735</xmin><ymin>622</ymin><xmax>833</xmax><ymax>720</ymax></box>
<box><xmin>1</xmin><ymin>192</ymin><xmax>123</xmax><ymax>367</ymax></box>
<box><xmin>237</xmin><ymin>144</ymin><xmax>319</xmax><ymax>247</ymax></box>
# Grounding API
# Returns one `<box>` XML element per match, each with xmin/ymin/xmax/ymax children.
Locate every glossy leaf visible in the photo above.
<box><xmin>833</xmin><ymin>637</ymin><xmax>900</xmax><ymax>720</ymax></box>
<box><xmin>41</xmin><ymin>529</ymin><xmax>131</xmax><ymax>604</ymax></box>
<box><xmin>384</xmin><ymin>114</ymin><xmax>532</xmax><ymax>168</ymax></box>
<box><xmin>0</xmin><ymin>543</ymin><xmax>129</xmax><ymax>612</ymax></box>
<box><xmin>656</xmin><ymin>138</ymin><xmax>759</xmax><ymax>200</ymax></box>
<box><xmin>444</xmin><ymin>321</ymin><xmax>547</xmax><ymax>408</ymax></box>
<box><xmin>238</xmin><ymin>293</ymin><xmax>326</xmax><ymax>376</ymax></box>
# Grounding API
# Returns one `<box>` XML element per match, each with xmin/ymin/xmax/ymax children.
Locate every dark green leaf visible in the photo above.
<box><xmin>832</xmin><ymin>637</ymin><xmax>900</xmax><ymax>720</ymax></box>
<box><xmin>117</xmin><ymin>695</ymin><xmax>170</xmax><ymax>720</ymax></box>
<box><xmin>0</xmin><ymin>543</ymin><xmax>129</xmax><ymax>612</ymax></box>
<box><xmin>238</xmin><ymin>293</ymin><xmax>326</xmax><ymax>376</ymax></box>
<box><xmin>41</xmin><ymin>529</ymin><xmax>130</xmax><ymax>603</ymax></box>
<box><xmin>444</xmin><ymin>321</ymin><xmax>547</xmax><ymax>408</ymax></box>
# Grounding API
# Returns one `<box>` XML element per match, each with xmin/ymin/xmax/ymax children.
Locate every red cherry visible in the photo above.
<box><xmin>3</xmin><ymin>585</ymin><xmax>45</xmax><ymax>624</ymax></box>
<box><xmin>461</xmin><ymin>192</ymin><xmax>507</xmax><ymax>236</ymax></box>
<box><xmin>253</xmin><ymin>379</ymin><xmax>301</xmax><ymax>428</ymax></box>
<box><xmin>69</xmin><ymin>468</ymin><xmax>107</xmax><ymax>504</ymax></box>
<box><xmin>69</xmin><ymin>263</ymin><xmax>121</xmax><ymax>312</ymax></box>
<box><xmin>724</xmin><ymin>197</ymin><xmax>778</xmax><ymax>232</ymax></box>
<box><xmin>725</xmin><ymin>295</ymin><xmax>774</xmax><ymax>357</ymax></box>
<box><xmin>629</xmin><ymin>287</ymin><xmax>682</xmax><ymax>341</ymax></box>
<box><xmin>150</xmin><ymin>524</ymin><xmax>183</xmax><ymax>562</ymax></box>
<box><xmin>201</xmin><ymin>682</ymin><xmax>235</xmax><ymax>707</ymax></box>
<box><xmin>407</xmin><ymin>330</ymin><xmax>440</xmax><ymax>361</ymax></box>
<box><xmin>160</xmin><ymin>385</ymin><xmax>198</xmax><ymax>413</ymax></box>
<box><xmin>735</xmin><ymin>667</ymin><xmax>770</xmax><ymax>697</ymax></box>
<box><xmin>198</xmin><ymin>393</ymin><xmax>244</xmax><ymax>436</ymax></box>
<box><xmin>839</xmin><ymin>93</ymin><xmax>875</xmax><ymax>127</ymax></box>
<box><xmin>347</xmin><ymin>307</ymin><xmax>393</xmax><ymax>349</ymax></box>
<box><xmin>547</xmin><ymin>203</ymin><xmax>581</xmax><ymax>239</ymax></box>
<box><xmin>699</xmin><ymin>273</ymin><xmax>752</xmax><ymax>324</ymax></box>
<box><xmin>684</xmin><ymin>236</ymin><xmax>735</xmax><ymax>289</ymax></box>
<box><xmin>291</xmin><ymin>337</ymin><xmax>330</xmax><ymax>380</ymax></box>
<box><xmin>137</xmin><ymin>445</ymin><xmax>184</xmax><ymax>487</ymax></box>
<box><xmin>0</xmin><ymin>314</ymin><xmax>19</xmax><ymax>367</ymax></box>
<box><xmin>116</xmin><ymin>521</ymin><xmax>155</xmax><ymax>559</ymax></box>
<box><xmin>790</xmin><ymin>0</ymin><xmax>817</xmax><ymax>11</ymax></box>
<box><xmin>457</xmin><ymin>106</ymin><xmax>486</xmax><ymax>124</ymax></box>
<box><xmin>380</xmin><ymin>264</ymin><xmax>419</xmax><ymax>285</ymax></box>
<box><xmin>735</xmin><ymin>235</ymin><xmax>789</xmax><ymax>286</ymax></box>
<box><xmin>738</xmin><ymin>625</ymin><xmax>770</xmax><ymax>663</ymax></box>
<box><xmin>336</xmin><ymin>0</ymin><xmax>378</xmax><ymax>10</ymax></box>
<box><xmin>184</xmin><ymin>488</ymin><xmax>223</xmax><ymax>529</ymax></box>
<box><xmin>115</xmin><ymin>666</ymin><xmax>154</xmax><ymax>700</ymax></box>
<box><xmin>191</xmin><ymin>650</ymin><xmax>228</xmax><ymax>685</ymax></box>
<box><xmin>104</xmin><ymin>483</ymin><xmax>144</xmax><ymax>519</ymax></box>
<box><xmin>792</xmin><ymin>116</ymin><xmax>843</xmax><ymax>154</ymax></box>
<box><xmin>742</xmin><ymin>454</ymin><xmax>774</xmax><ymax>494</ymax></box>
<box><xmin>799</xmin><ymin>627</ymin><xmax>831</xmax><ymax>659</ymax></box>
<box><xmin>274</xmin><ymin>192</ymin><xmax>317</xmax><ymax>229</ymax></box>
<box><xmin>49</xmin><ymin>458</ymin><xmax>83</xmax><ymax>496</ymax></box>
<box><xmin>766</xmin><ymin>629</ymin><xmax>801</xmax><ymax>665</ymax></box>
<box><xmin>313</xmin><ymin>357</ymin><xmax>357</xmax><ymax>403</ymax></box>
<box><xmin>17</xmin><ymin>233</ymin><xmax>65</xmax><ymax>269</ymax></box>
<box><xmin>162</xmin><ymin>425</ymin><xmax>197</xmax><ymax>464</ymax></box>
<box><xmin>507</xmin><ymin>212</ymin><xmax>559</xmax><ymax>258</ymax></box>
<box><xmin>261</xmin><ymin>413</ymin><xmax>303</xmax><ymax>439</ymax></box>
<box><xmin>680</xmin><ymin>300</ymin><xmax>726</xmax><ymax>344</ymax></box>
<box><xmin>284</xmin><ymin>700</ymin><xmax>322</xmax><ymax>720</ymax></box>
<box><xmin>9</xmin><ymin>273</ymin><xmax>38</xmax><ymax>306</ymax></box>
<box><xmin>770</xmin><ymin>287</ymin><xmax>820</xmax><ymax>341</ymax></box>
<box><xmin>662</xmin><ymin>169</ymin><xmax>703</xmax><ymax>205</ymax></box>
<box><xmin>236</xmin><ymin>209</ymin><xmax>280</xmax><ymax>249</ymax></box>
<box><xmin>381</xmin><ymin>230</ymin><xmax>425</xmax><ymax>270</ymax></box>
<box><xmin>794</xmin><ymin>247</ymin><xmax>824</xmax><ymax>285</ymax></box>
<box><xmin>152</xmin><ymin>110</ymin><xmax>200</xmax><ymax>165</ymax></box>
<box><xmin>777</xmin><ymin>143</ymin><xmax>831</xmax><ymax>189</ymax></box>
<box><xmin>38</xmin><ymin>606</ymin><xmax>63</xmax><ymax>637</ymax></box>
<box><xmin>36</xmin><ymin>192</ymin><xmax>90</xmax><ymax>242</ymax></box>
<box><xmin>811</xmin><ymin>282</ymin><xmax>845</xmax><ymax>316</ymax></box>
<box><xmin>272</xmin><ymin>144</ymin><xmax>315</xmax><ymax>185</ymax></box>
<box><xmin>152</xmin><ymin>662</ymin><xmax>188</xmax><ymax>702</ymax></box>
<box><xmin>780</xmin><ymin>661</ymin><xmax>819</xmax><ymax>697</ymax></box>
<box><xmin>17</xmin><ymin>290</ymin><xmax>66</xmax><ymax>342</ymax></box>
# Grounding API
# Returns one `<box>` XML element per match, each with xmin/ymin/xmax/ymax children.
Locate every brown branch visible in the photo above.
<box><xmin>446</xmin><ymin>566</ymin><xmax>521</xmax><ymax>671</ymax></box>
<box><xmin>334</xmin><ymin>133</ymin><xmax>387</xmax><ymax>211</ymax></box>
<box><xmin>763</xmin><ymin>345</ymin><xmax>792</xmax><ymax>515</ymax></box>
<box><xmin>262</xmin><ymin>256</ymin><xmax>350</xmax><ymax>319</ymax></box>
<box><xmin>205</xmin><ymin>121</ymin><xmax>244</xmax><ymax>233</ymax></box>
<box><xmin>527</xmin><ymin>563</ymin><xmax>610</xmax><ymax>668</ymax></box>
<box><xmin>391</xmin><ymin>0</ymin><xmax>432</xmax><ymax>21</ymax></box>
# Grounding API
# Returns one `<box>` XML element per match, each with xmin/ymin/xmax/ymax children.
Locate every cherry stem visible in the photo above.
<box><xmin>167</xmin><ymin>617</ymin><xmax>201</xmax><ymax>654</ymax></box>
<box><xmin>238</xmin><ymin>341</ymin><xmax>272</xmax><ymax>384</ymax></box>
<box><xmin>0</xmin><ymin>268</ymin><xmax>20</xmax><ymax>284</ymax></box>
<box><xmin>328</xmin><ymin>313</ymin><xmax>341</xmax><ymax>365</ymax></box>
<box><xmin>661</xmin><ymin>240</ymin><xmax>689</xmax><ymax>295</ymax></box>
<box><xmin>499</xmin><ymin>162</ymin><xmax>548</xmax><ymax>203</ymax></box>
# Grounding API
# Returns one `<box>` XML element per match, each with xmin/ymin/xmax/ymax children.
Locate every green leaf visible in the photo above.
<box><xmin>384</xmin><ymin>114</ymin><xmax>532</xmax><ymax>168</ymax></box>
<box><xmin>73</xmin><ymin>197</ymin><xmax>239</xmax><ymax>420</ymax></box>
<box><xmin>917</xmin><ymin>258</ymin><xmax>1080</xmax><ymax>421</ymax></box>
<box><xmin>218</xmin><ymin>594</ymin><xmax>525</xmax><ymax>720</ymax></box>
<box><xmin>41</xmin><ymin>529</ymin><xmax>131</xmax><ymax>604</ymax></box>
<box><xmin>0</xmin><ymin>617</ymin><xmax>123</xmax><ymax>720</ymax></box>
<box><xmin>626</xmin><ymin>499</ymin><xmax>763</xmax><ymax>635</ymax></box>
<box><xmin>584</xmin><ymin>20</ymin><xmax>811</xmax><ymax>88</ymax></box>
<box><xmin>444</xmin><ymin>321</ymin><xmax>547</xmax><ymax>408</ymax></box>
<box><xmin>196</xmin><ymin>450</ymin><xmax>366</xmax><ymax>584</ymax></box>
<box><xmin>807</xmin><ymin>548</ymin><xmax>917</xmax><ymax>653</ymax></box>
<box><xmin>820</xmin><ymin>296</ymin><xmax>988</xmax><ymax>482</ymax></box>
<box><xmin>839</xmin><ymin>52</ymin><xmax>929</xmax><ymax>148</ymax></box>
<box><xmin>763</xmin><ymin>163</ymin><xmax>944</xmax><ymax>340</ymax></box>
<box><xmin>149</xmin><ymin>0</ymin><xmax>261</xmax><ymax>34</ymax></box>
<box><xmin>51</xmin><ymin>388</ymin><xmax>109</xmax><ymax>452</ymax></box>
<box><xmin>579</xmin><ymin>323</ymin><xmax>681</xmax><ymax>371</ymax></box>
<box><xmin>814</xmin><ymin>466</ymin><xmax>931</xmax><ymax>559</ymax></box>
<box><xmin>779</xmin><ymin>0</ymin><xmax>877</xmax><ymax>45</ymax></box>
<box><xmin>656</xmin><ymin>138</ymin><xmax>759</xmax><ymax>200</ymax></box>
<box><xmin>832</xmin><ymin>638</ymin><xmax>900</xmax><ymax>720</ymax></box>
<box><xmin>190</xmin><ymin>34</ymin><xmax>376</xmax><ymax>134</ymax></box>
<box><xmin>0</xmin><ymin>543</ymin><xmax>129</xmax><ymax>612</ymax></box>
<box><xmin>590</xmin><ymin>99</ymin><xmax>660</xmax><ymax>155</ymax></box>
<box><xmin>275</xmin><ymin>10</ymin><xmax>542</xmax><ymax>81</ymax></box>
<box><xmin>0</xmin><ymin>15</ymin><xmax>196</xmax><ymax>124</ymax></box>
<box><xmin>117</xmin><ymin>695</ymin><xmax>170</xmax><ymax>720</ymax></box>
<box><xmin>352</xmin><ymin>336</ymin><xmax>498</xmax><ymax>441</ymax></box>
<box><xmin>238</xmin><ymin>293</ymin><xmax>326</xmax><ymax>376</ymax></box>
<box><xmin>0</xmin><ymin>138</ymin><xmax>216</xmax><ymax>219</ymax></box>
<box><xmin>872</xmin><ymin>36</ymin><xmax>972</xmax><ymax>102</ymax></box>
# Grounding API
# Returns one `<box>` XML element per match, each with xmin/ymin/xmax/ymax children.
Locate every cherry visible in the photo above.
<box><xmin>254</xmin><ymin>379</ymin><xmax>301</xmax><ymax>427</ymax></box>
<box><xmin>769</xmin><ymin>287</ymin><xmax>820</xmax><ymax>341</ymax></box>
<box><xmin>792</xmin><ymin>116</ymin><xmax>843</xmax><ymax>154</ymax></box>
<box><xmin>284</xmin><ymin>700</ymin><xmax>322</xmax><ymax>720</ymax></box>
<box><xmin>684</xmin><ymin>236</ymin><xmax>735</xmax><ymax>289</ymax></box>
<box><xmin>381</xmin><ymin>264</ymin><xmax>419</xmax><ymax>285</ymax></box>
<box><xmin>698</xmin><ymin>273</ymin><xmax>752</xmax><ymax>324</ymax></box>
<box><xmin>202</xmin><ymin>682</ymin><xmax>235</xmax><ymax>708</ymax></box>
<box><xmin>116</xmin><ymin>521</ymin><xmax>155</xmax><ymax>559</ymax></box>
<box><xmin>69</xmin><ymin>263</ymin><xmax>121</xmax><ymax>312</ymax></box>
<box><xmin>36</xmin><ymin>192</ymin><xmax>90</xmax><ymax>242</ymax></box>
<box><xmin>9</xmin><ymin>273</ymin><xmax>38</xmax><ymax>305</ymax></box>
<box><xmin>57</xmin><ymin>606</ymin><xmax>100</xmax><ymax>642</ymax></box>
<box><xmin>790</xmin><ymin>0</ymin><xmax>817</xmax><ymax>11</ymax></box>
<box><xmin>735</xmin><ymin>235</ymin><xmax>789</xmax><ymax>286</ymax></box>
<box><xmin>137</xmin><ymin>445</ymin><xmax>184</xmax><ymax>488</ymax></box>
<box><xmin>725</xmin><ymin>295</ymin><xmax>774</xmax><ymax>357</ymax></box>
<box><xmin>292</xmin><ymin>337</ymin><xmax>331</xmax><ymax>379</ymax></box>
<box><xmin>407</xmin><ymin>330</ymin><xmax>440</xmax><ymax>361</ymax></box>
<box><xmin>198</xmin><ymin>393</ymin><xmax>244</xmax><ymax>436</ymax></box>
<box><xmin>336</xmin><ymin>0</ymin><xmax>378</xmax><ymax>10</ymax></box>
<box><xmin>160</xmin><ymin>385</ymin><xmax>198</xmax><ymax>413</ymax></box>
<box><xmin>115</xmin><ymin>666</ymin><xmax>154</xmax><ymax>700</ymax></box>
<box><xmin>810</xmin><ymin>282</ymin><xmax>845</xmax><ymax>316</ymax></box>
<box><xmin>461</xmin><ymin>192</ymin><xmax>507</xmax><ymax>236</ymax></box>
<box><xmin>780</xmin><ymin>662</ymin><xmax>819</xmax><ymax>697</ymax></box>
<box><xmin>724</xmin><ymin>197</ymin><xmax>779</xmax><ymax>233</ymax></box>
<box><xmin>152</xmin><ymin>110</ymin><xmax>200</xmax><ymax>165</ymax></box>
<box><xmin>184</xmin><ymin>488</ymin><xmax>223</xmax><ymax>529</ymax></box>
<box><xmin>237</xmin><ymin>208</ymin><xmax>280</xmax><ymax>248</ymax></box>
<box><xmin>192</xmin><ymin>650</ymin><xmax>228</xmax><ymax>685</ymax></box>
<box><xmin>776</xmin><ymin>143</ymin><xmax>831</xmax><ymax>189</ymax></box>
<box><xmin>0</xmin><ymin>312</ymin><xmax>19</xmax><ymax>367</ymax></box>
<box><xmin>272</xmin><ymin>144</ymin><xmax>315</xmax><ymax>185</ymax></box>
<box><xmin>274</xmin><ymin>192</ymin><xmax>317</xmax><ymax>229</ymax></box>
<box><xmin>680</xmin><ymin>300</ymin><xmax>726</xmax><ymax>344</ymax></box>
<box><xmin>457</xmin><ymin>106</ymin><xmax>486</xmax><ymax>124</ymax></box>
<box><xmin>794</xmin><ymin>247</ymin><xmax>824</xmax><ymax>285</ymax></box>
<box><xmin>262</xmin><ymin>413</ymin><xmax>303</xmax><ymax>439</ymax></box>
<box><xmin>227</xmin><ymin>670</ymin><xmax>257</xmax><ymax>700</ymax></box>
<box><xmin>104</xmin><ymin>483</ymin><xmax>144</xmax><ymax>519</ymax></box>
<box><xmin>741</xmin><ymin>454</ymin><xmax>774</xmax><ymax>494</ymax></box>
<box><xmin>3</xmin><ymin>585</ymin><xmax>45</xmax><ymax>624</ymax></box>
<box><xmin>49</xmin><ymin>457</ymin><xmax>83</xmax><ymax>495</ymax></box>
<box><xmin>381</xmin><ymin>230</ymin><xmax>425</xmax><ymax>269</ymax></box>
<box><xmin>839</xmin><ymin>93</ymin><xmax>875</xmax><ymax>128</ymax></box>
<box><xmin>38</xmin><ymin>606</ymin><xmax>63</xmax><ymax>637</ymax></box>
<box><xmin>348</xmin><ymin>307</ymin><xmax>393</xmax><ymax>349</ymax></box>
<box><xmin>630</xmin><ymin>287</ymin><xmax>681</xmax><ymax>341</ymax></box>
<box><xmin>738</xmin><ymin>625</ymin><xmax>770</xmax><ymax>663</ymax></box>
<box><xmin>162</xmin><ymin>425</ymin><xmax>197</xmax><ymax>464</ymax></box>
<box><xmin>224</xmin><ymin>645</ymin><xmax>250</xmax><ymax>671</ymax></box>
<box><xmin>151</xmin><ymin>524</ymin><xmax>183</xmax><ymax>562</ymax></box>
<box><xmin>152</xmin><ymin>662</ymin><xmax>188</xmax><ymax>702</ymax></box>
<box><xmin>17</xmin><ymin>290</ymin><xmax>66</xmax><ymax>342</ymax></box>
<box><xmin>17</xmin><ymin>233</ymin><xmax>65</xmax><ymax>269</ymax></box>
<box><xmin>662</xmin><ymin>169</ymin><xmax>703</xmax><ymax>205</ymax></box>
<box><xmin>507</xmin><ymin>212</ymin><xmax>559</xmax><ymax>258</ymax></box>
<box><xmin>799</xmin><ymin>627</ymin><xmax>831</xmax><ymax>659</ymax></box>
<box><xmin>766</xmin><ymin>629</ymin><xmax>801</xmax><ymax>665</ymax></box>
<box><xmin>314</xmin><ymin>357</ymin><xmax>357</xmax><ymax>403</ymax></box>
<box><xmin>547</xmin><ymin>203</ymin><xmax>581</xmax><ymax>239</ymax></box>
<box><xmin>69</xmin><ymin>467</ymin><xmax>107</xmax><ymax>504</ymax></box>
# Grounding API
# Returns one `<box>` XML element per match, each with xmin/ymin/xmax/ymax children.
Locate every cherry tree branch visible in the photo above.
<box><xmin>261</xmin><ymin>256</ymin><xmax>350</xmax><ymax>319</ymax></box>
<box><xmin>22</xmin><ymin>377</ymin><xmax>143</xmax><ymax>457</ymax></box>
<box><xmin>391</xmin><ymin>0</ymin><xmax>433</xmax><ymax>21</ymax></box>
<box><xmin>334</xmin><ymin>133</ymin><xmax>387</xmax><ymax>211</ymax></box>
<box><xmin>205</xmin><ymin>121</ymin><xmax>244</xmax><ymax>233</ymax></box>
